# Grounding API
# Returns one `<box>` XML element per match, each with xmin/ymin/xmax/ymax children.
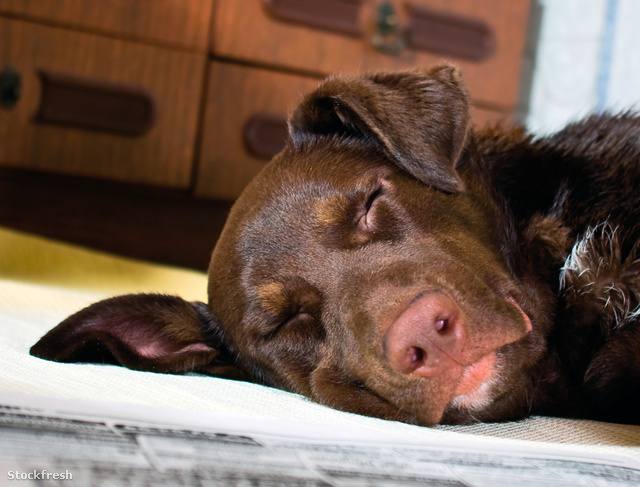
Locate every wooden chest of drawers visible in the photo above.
<box><xmin>0</xmin><ymin>0</ymin><xmax>532</xmax><ymax>268</ymax></box>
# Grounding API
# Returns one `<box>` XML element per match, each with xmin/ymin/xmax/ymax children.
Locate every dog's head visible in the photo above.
<box><xmin>31</xmin><ymin>66</ymin><xmax>544</xmax><ymax>425</ymax></box>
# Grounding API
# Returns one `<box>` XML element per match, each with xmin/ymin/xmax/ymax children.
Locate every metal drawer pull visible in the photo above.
<box><xmin>36</xmin><ymin>71</ymin><xmax>156</xmax><ymax>136</ymax></box>
<box><xmin>243</xmin><ymin>113</ymin><xmax>288</xmax><ymax>160</ymax></box>
<box><xmin>262</xmin><ymin>0</ymin><xmax>495</xmax><ymax>61</ymax></box>
<box><xmin>1</xmin><ymin>66</ymin><xmax>22</xmax><ymax>110</ymax></box>
<box><xmin>405</xmin><ymin>3</ymin><xmax>496</xmax><ymax>62</ymax></box>
<box><xmin>371</xmin><ymin>1</ymin><xmax>405</xmax><ymax>55</ymax></box>
<box><xmin>262</xmin><ymin>0</ymin><xmax>363</xmax><ymax>36</ymax></box>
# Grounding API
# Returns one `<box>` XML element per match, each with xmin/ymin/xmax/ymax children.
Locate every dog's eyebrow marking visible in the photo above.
<box><xmin>313</xmin><ymin>194</ymin><xmax>350</xmax><ymax>227</ymax></box>
<box><xmin>257</xmin><ymin>282</ymin><xmax>288</xmax><ymax>315</ymax></box>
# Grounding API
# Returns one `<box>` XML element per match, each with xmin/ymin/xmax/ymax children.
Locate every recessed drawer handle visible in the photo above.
<box><xmin>262</xmin><ymin>0</ymin><xmax>363</xmax><ymax>36</ymax></box>
<box><xmin>1</xmin><ymin>66</ymin><xmax>22</xmax><ymax>109</ymax></box>
<box><xmin>405</xmin><ymin>3</ymin><xmax>496</xmax><ymax>62</ymax></box>
<box><xmin>243</xmin><ymin>113</ymin><xmax>288</xmax><ymax>160</ymax></box>
<box><xmin>36</xmin><ymin>71</ymin><xmax>156</xmax><ymax>136</ymax></box>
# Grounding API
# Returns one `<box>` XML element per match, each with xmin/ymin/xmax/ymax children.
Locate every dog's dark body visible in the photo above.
<box><xmin>31</xmin><ymin>66</ymin><xmax>640</xmax><ymax>426</ymax></box>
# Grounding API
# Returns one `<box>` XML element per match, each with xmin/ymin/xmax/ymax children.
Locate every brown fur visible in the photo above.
<box><xmin>31</xmin><ymin>66</ymin><xmax>640</xmax><ymax>426</ymax></box>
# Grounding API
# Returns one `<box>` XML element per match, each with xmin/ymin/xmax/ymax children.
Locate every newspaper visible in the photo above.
<box><xmin>0</xmin><ymin>392</ymin><xmax>638</xmax><ymax>486</ymax></box>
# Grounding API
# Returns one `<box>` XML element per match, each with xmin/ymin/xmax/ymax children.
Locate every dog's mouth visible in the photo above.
<box><xmin>447</xmin><ymin>296</ymin><xmax>533</xmax><ymax>412</ymax></box>
<box><xmin>454</xmin><ymin>352</ymin><xmax>497</xmax><ymax>398</ymax></box>
<box><xmin>440</xmin><ymin>297</ymin><xmax>534</xmax><ymax>420</ymax></box>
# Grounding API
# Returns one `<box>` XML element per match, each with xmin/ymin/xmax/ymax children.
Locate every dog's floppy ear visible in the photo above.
<box><xmin>30</xmin><ymin>294</ymin><xmax>250</xmax><ymax>380</ymax></box>
<box><xmin>289</xmin><ymin>65</ymin><xmax>470</xmax><ymax>193</ymax></box>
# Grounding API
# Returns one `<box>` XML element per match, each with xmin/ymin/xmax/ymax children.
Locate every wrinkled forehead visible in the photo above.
<box><xmin>237</xmin><ymin>183</ymin><xmax>327</xmax><ymax>279</ymax></box>
<box><xmin>241</xmin><ymin>181</ymin><xmax>326</xmax><ymax>247</ymax></box>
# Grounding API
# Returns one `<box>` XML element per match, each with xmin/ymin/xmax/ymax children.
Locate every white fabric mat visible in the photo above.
<box><xmin>0</xmin><ymin>227</ymin><xmax>638</xmax><ymax>459</ymax></box>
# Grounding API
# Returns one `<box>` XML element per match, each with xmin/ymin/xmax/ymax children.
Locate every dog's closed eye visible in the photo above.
<box><xmin>315</xmin><ymin>178</ymin><xmax>401</xmax><ymax>248</ymax></box>
<box><xmin>270</xmin><ymin>309</ymin><xmax>316</xmax><ymax>339</ymax></box>
<box><xmin>255</xmin><ymin>279</ymin><xmax>324</xmax><ymax>341</ymax></box>
<box><xmin>352</xmin><ymin>179</ymin><xmax>402</xmax><ymax>245</ymax></box>
<box><xmin>357</xmin><ymin>185</ymin><xmax>383</xmax><ymax>231</ymax></box>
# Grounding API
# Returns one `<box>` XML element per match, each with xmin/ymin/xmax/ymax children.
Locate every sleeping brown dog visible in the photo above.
<box><xmin>31</xmin><ymin>65</ymin><xmax>640</xmax><ymax>426</ymax></box>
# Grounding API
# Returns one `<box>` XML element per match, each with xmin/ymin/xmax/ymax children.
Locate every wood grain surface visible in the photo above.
<box><xmin>213</xmin><ymin>0</ymin><xmax>531</xmax><ymax>109</ymax></box>
<box><xmin>0</xmin><ymin>18</ymin><xmax>205</xmax><ymax>188</ymax></box>
<box><xmin>0</xmin><ymin>0</ymin><xmax>213</xmax><ymax>51</ymax></box>
<box><xmin>196</xmin><ymin>62</ymin><xmax>323</xmax><ymax>200</ymax></box>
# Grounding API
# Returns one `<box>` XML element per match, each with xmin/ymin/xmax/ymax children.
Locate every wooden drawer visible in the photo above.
<box><xmin>196</xmin><ymin>62</ymin><xmax>322</xmax><ymax>200</ymax></box>
<box><xmin>196</xmin><ymin>62</ymin><xmax>512</xmax><ymax>201</ymax></box>
<box><xmin>213</xmin><ymin>0</ymin><xmax>530</xmax><ymax>110</ymax></box>
<box><xmin>0</xmin><ymin>19</ymin><xmax>205</xmax><ymax>188</ymax></box>
<box><xmin>0</xmin><ymin>0</ymin><xmax>213</xmax><ymax>51</ymax></box>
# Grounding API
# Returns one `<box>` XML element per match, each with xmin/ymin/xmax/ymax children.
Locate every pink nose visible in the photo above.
<box><xmin>383</xmin><ymin>291</ymin><xmax>466</xmax><ymax>377</ymax></box>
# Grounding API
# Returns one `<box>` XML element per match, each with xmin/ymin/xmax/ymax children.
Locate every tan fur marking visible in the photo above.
<box><xmin>313</xmin><ymin>195</ymin><xmax>350</xmax><ymax>227</ymax></box>
<box><xmin>257</xmin><ymin>282</ymin><xmax>288</xmax><ymax>315</ymax></box>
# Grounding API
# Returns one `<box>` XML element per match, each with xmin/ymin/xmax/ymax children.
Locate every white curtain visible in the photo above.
<box><xmin>526</xmin><ymin>0</ymin><xmax>640</xmax><ymax>134</ymax></box>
